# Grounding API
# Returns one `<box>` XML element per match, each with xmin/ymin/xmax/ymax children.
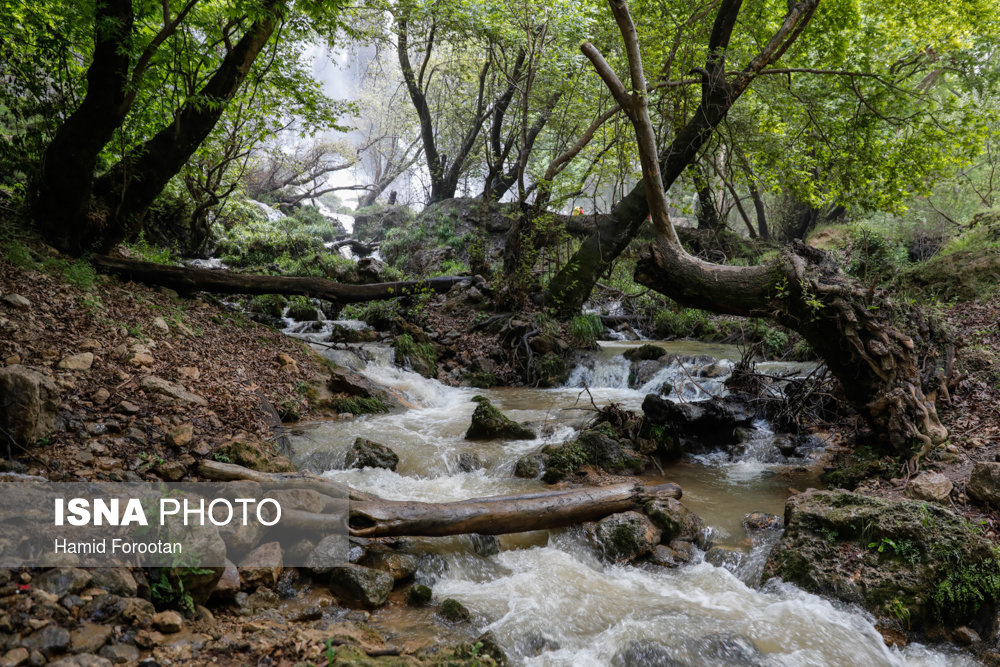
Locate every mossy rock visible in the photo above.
<box><xmin>644</xmin><ymin>497</ymin><xmax>708</xmax><ymax>547</ymax></box>
<box><xmin>589</xmin><ymin>511</ymin><xmax>661</xmax><ymax>563</ymax></box>
<box><xmin>764</xmin><ymin>490</ymin><xmax>1000</xmax><ymax>632</ymax></box>
<box><xmin>438</xmin><ymin>597</ymin><xmax>472</xmax><ymax>622</ymax></box>
<box><xmin>393</xmin><ymin>333</ymin><xmax>437</xmax><ymax>378</ymax></box>
<box><xmin>214</xmin><ymin>438</ymin><xmax>295</xmax><ymax>473</ymax></box>
<box><xmin>406</xmin><ymin>583</ymin><xmax>432</xmax><ymax>606</ymax></box>
<box><xmin>623</xmin><ymin>344</ymin><xmax>666</xmax><ymax>362</ymax></box>
<box><xmin>286</xmin><ymin>301</ymin><xmax>320</xmax><ymax>322</ymax></box>
<box><xmin>533</xmin><ymin>353</ymin><xmax>569</xmax><ymax>387</ymax></box>
<box><xmin>900</xmin><ymin>249</ymin><xmax>1000</xmax><ymax>301</ymax></box>
<box><xmin>464</xmin><ymin>396</ymin><xmax>535</xmax><ymax>440</ymax></box>
<box><xmin>345</xmin><ymin>437</ymin><xmax>399</xmax><ymax>471</ymax></box>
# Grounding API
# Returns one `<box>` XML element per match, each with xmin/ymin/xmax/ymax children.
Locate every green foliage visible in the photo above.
<box><xmin>340</xmin><ymin>300</ymin><xmax>400</xmax><ymax>330</ymax></box>
<box><xmin>541</xmin><ymin>442</ymin><xmax>588</xmax><ymax>484</ymax></box>
<box><xmin>845</xmin><ymin>225</ymin><xmax>909</xmax><ymax>283</ymax></box>
<box><xmin>394</xmin><ymin>333</ymin><xmax>437</xmax><ymax>372</ymax></box>
<box><xmin>121</xmin><ymin>233</ymin><xmax>179</xmax><ymax>265</ymax></box>
<box><xmin>567</xmin><ymin>313</ymin><xmax>603</xmax><ymax>348</ymax></box>
<box><xmin>150</xmin><ymin>567</ymin><xmax>213</xmax><ymax>616</ymax></box>
<box><xmin>652</xmin><ymin>308</ymin><xmax>710</xmax><ymax>339</ymax></box>
<box><xmin>932</xmin><ymin>556</ymin><xmax>1000</xmax><ymax>625</ymax></box>
<box><xmin>329</xmin><ymin>396</ymin><xmax>390</xmax><ymax>415</ymax></box>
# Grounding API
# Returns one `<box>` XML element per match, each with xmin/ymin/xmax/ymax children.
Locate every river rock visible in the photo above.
<box><xmin>0</xmin><ymin>365</ymin><xmax>61</xmax><ymax>446</ymax></box>
<box><xmin>140</xmin><ymin>375</ymin><xmax>207</xmax><ymax>406</ymax></box>
<box><xmin>239</xmin><ymin>541</ymin><xmax>283</xmax><ymax>589</ymax></box>
<box><xmin>345</xmin><ymin>437</ymin><xmax>399</xmax><ymax>471</ymax></box>
<box><xmin>98</xmin><ymin>644</ymin><xmax>139</xmax><ymax>665</ymax></box>
<box><xmin>327</xmin><ymin>369</ymin><xmax>396</xmax><ymax>405</ymax></box>
<box><xmin>623</xmin><ymin>344</ymin><xmax>666</xmax><ymax>362</ymax></box>
<box><xmin>34</xmin><ymin>568</ymin><xmax>91</xmax><ymax>598</ymax></box>
<box><xmin>642</xmin><ymin>392</ymin><xmax>755</xmax><ymax>456</ymax></box>
<box><xmin>89</xmin><ymin>569</ymin><xmax>137</xmax><ymax>598</ymax></box>
<box><xmin>153</xmin><ymin>610</ymin><xmax>184</xmax><ymax>633</ymax></box>
<box><xmin>967</xmin><ymin>462</ymin><xmax>1000</xmax><ymax>507</ymax></box>
<box><xmin>214</xmin><ymin>438</ymin><xmax>295</xmax><ymax>473</ymax></box>
<box><xmin>69</xmin><ymin>624</ymin><xmax>112</xmax><ymax>654</ymax></box>
<box><xmin>328</xmin><ymin>564</ymin><xmax>393</xmax><ymax>609</ymax></box>
<box><xmin>589</xmin><ymin>511</ymin><xmax>661</xmax><ymax>563</ymax></box>
<box><xmin>576</xmin><ymin>428</ymin><xmax>647</xmax><ymax>475</ymax></box>
<box><xmin>611</xmin><ymin>640</ymin><xmax>677</xmax><ymax>667</ymax></box>
<box><xmin>906</xmin><ymin>472</ymin><xmax>953</xmax><ymax>503</ymax></box>
<box><xmin>764</xmin><ymin>489</ymin><xmax>1000</xmax><ymax>631</ymax></box>
<box><xmin>644</xmin><ymin>498</ymin><xmax>708</xmax><ymax>548</ymax></box>
<box><xmin>287</xmin><ymin>302</ymin><xmax>319</xmax><ymax>321</ymax></box>
<box><xmin>439</xmin><ymin>598</ymin><xmax>471</xmax><ymax>622</ymax></box>
<box><xmin>327</xmin><ymin>324</ymin><xmax>378</xmax><ymax>344</ymax></box>
<box><xmin>360</xmin><ymin>548</ymin><xmax>418</xmax><ymax>581</ymax></box>
<box><xmin>457</xmin><ymin>452</ymin><xmax>483</xmax><ymax>471</ymax></box>
<box><xmin>514</xmin><ymin>454</ymin><xmax>544</xmax><ymax>478</ymax></box>
<box><xmin>743</xmin><ymin>511</ymin><xmax>783</xmax><ymax>534</ymax></box>
<box><xmin>49</xmin><ymin>656</ymin><xmax>113</xmax><ymax>667</ymax></box>
<box><xmin>465</xmin><ymin>396</ymin><xmax>535</xmax><ymax>440</ymax></box>
<box><xmin>23</xmin><ymin>624</ymin><xmax>71</xmax><ymax>657</ymax></box>
<box><xmin>407</xmin><ymin>583</ymin><xmax>433</xmax><ymax>606</ymax></box>
<box><xmin>304</xmin><ymin>535</ymin><xmax>348</xmax><ymax>576</ymax></box>
<box><xmin>357</xmin><ymin>256</ymin><xmax>386</xmax><ymax>282</ymax></box>
<box><xmin>211</xmin><ymin>560</ymin><xmax>240</xmax><ymax>600</ymax></box>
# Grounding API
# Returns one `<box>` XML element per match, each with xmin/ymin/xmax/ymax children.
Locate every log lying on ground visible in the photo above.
<box><xmin>93</xmin><ymin>255</ymin><xmax>467</xmax><ymax>305</ymax></box>
<box><xmin>199</xmin><ymin>460</ymin><xmax>680</xmax><ymax>538</ymax></box>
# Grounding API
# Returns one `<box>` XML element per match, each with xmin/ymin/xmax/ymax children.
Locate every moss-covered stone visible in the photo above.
<box><xmin>764</xmin><ymin>490</ymin><xmax>1000</xmax><ymax>632</ymax></box>
<box><xmin>438</xmin><ymin>598</ymin><xmax>472</xmax><ymax>622</ymax></box>
<box><xmin>589</xmin><ymin>511</ymin><xmax>661</xmax><ymax>563</ymax></box>
<box><xmin>345</xmin><ymin>437</ymin><xmax>399</xmax><ymax>471</ymax></box>
<box><xmin>214</xmin><ymin>438</ymin><xmax>295</xmax><ymax>473</ymax></box>
<box><xmin>464</xmin><ymin>396</ymin><xmax>536</xmax><ymax>440</ymax></box>
<box><xmin>406</xmin><ymin>583</ymin><xmax>433</xmax><ymax>606</ymax></box>
<box><xmin>329</xmin><ymin>564</ymin><xmax>393</xmax><ymax>610</ymax></box>
<box><xmin>644</xmin><ymin>497</ymin><xmax>707</xmax><ymax>548</ymax></box>
<box><xmin>534</xmin><ymin>353</ymin><xmax>569</xmax><ymax>387</ymax></box>
<box><xmin>394</xmin><ymin>333</ymin><xmax>438</xmax><ymax>378</ymax></box>
<box><xmin>330</xmin><ymin>396</ymin><xmax>390</xmax><ymax>415</ymax></box>
<box><xmin>623</xmin><ymin>343</ymin><xmax>666</xmax><ymax>362</ymax></box>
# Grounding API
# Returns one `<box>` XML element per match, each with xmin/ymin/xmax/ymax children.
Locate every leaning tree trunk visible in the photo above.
<box><xmin>93</xmin><ymin>255</ymin><xmax>467</xmax><ymax>305</ymax></box>
<box><xmin>583</xmin><ymin>0</ymin><xmax>947</xmax><ymax>459</ymax></box>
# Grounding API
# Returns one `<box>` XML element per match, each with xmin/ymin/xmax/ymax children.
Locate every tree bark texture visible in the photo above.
<box><xmin>93</xmin><ymin>255</ymin><xmax>467</xmax><ymax>305</ymax></box>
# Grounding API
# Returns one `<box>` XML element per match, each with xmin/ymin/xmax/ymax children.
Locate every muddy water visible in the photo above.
<box><xmin>289</xmin><ymin>338</ymin><xmax>970</xmax><ymax>666</ymax></box>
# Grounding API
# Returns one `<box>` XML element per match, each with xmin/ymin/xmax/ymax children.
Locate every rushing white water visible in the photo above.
<box><xmin>286</xmin><ymin>339</ymin><xmax>970</xmax><ymax>666</ymax></box>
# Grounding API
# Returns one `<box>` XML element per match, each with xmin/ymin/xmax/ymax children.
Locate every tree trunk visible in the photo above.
<box><xmin>750</xmin><ymin>186</ymin><xmax>769</xmax><ymax>240</ymax></box>
<box><xmin>32</xmin><ymin>0</ymin><xmax>134</xmax><ymax>254</ymax></box>
<box><xmin>545</xmin><ymin>0</ymin><xmax>816</xmax><ymax>314</ymax></box>
<box><xmin>92</xmin><ymin>255</ymin><xmax>467</xmax><ymax>304</ymax></box>
<box><xmin>83</xmin><ymin>2</ymin><xmax>283</xmax><ymax>254</ymax></box>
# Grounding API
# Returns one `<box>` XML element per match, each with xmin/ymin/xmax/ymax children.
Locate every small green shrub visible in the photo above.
<box><xmin>846</xmin><ymin>225</ymin><xmax>909</xmax><ymax>283</ymax></box>
<box><xmin>652</xmin><ymin>308</ymin><xmax>709</xmax><ymax>339</ymax></box>
<box><xmin>568</xmin><ymin>313</ymin><xmax>603</xmax><ymax>348</ymax></box>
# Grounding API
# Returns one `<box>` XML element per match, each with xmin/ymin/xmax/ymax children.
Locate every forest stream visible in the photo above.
<box><xmin>285</xmin><ymin>332</ymin><xmax>973</xmax><ymax>667</ymax></box>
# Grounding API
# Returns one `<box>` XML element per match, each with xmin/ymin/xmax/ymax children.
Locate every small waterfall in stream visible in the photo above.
<box><xmin>284</xmin><ymin>333</ymin><xmax>970</xmax><ymax>666</ymax></box>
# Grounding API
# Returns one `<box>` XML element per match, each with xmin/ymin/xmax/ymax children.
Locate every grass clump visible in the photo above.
<box><xmin>330</xmin><ymin>396</ymin><xmax>390</xmax><ymax>415</ymax></box>
<box><xmin>568</xmin><ymin>313</ymin><xmax>603</xmax><ymax>348</ymax></box>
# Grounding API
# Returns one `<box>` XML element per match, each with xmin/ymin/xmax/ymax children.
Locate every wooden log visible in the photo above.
<box><xmin>93</xmin><ymin>255</ymin><xmax>467</xmax><ymax>305</ymax></box>
<box><xmin>347</xmin><ymin>481</ymin><xmax>681</xmax><ymax>537</ymax></box>
<box><xmin>197</xmin><ymin>460</ymin><xmax>378</xmax><ymax>503</ymax></box>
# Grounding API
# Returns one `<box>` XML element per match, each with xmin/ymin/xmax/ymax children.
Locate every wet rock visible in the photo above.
<box><xmin>326</xmin><ymin>369</ymin><xmax>396</xmax><ymax>407</ymax></box>
<box><xmin>953</xmin><ymin>626</ymin><xmax>981</xmax><ymax>645</ymax></box>
<box><xmin>438</xmin><ymin>598</ymin><xmax>471</xmax><ymax>622</ymax></box>
<box><xmin>286</xmin><ymin>302</ymin><xmax>320</xmax><ymax>321</ymax></box>
<box><xmin>698</xmin><ymin>361</ymin><xmax>730</xmax><ymax>378</ymax></box>
<box><xmin>644</xmin><ymin>498</ymin><xmax>707</xmax><ymax>548</ymax></box>
<box><xmin>476</xmin><ymin>631</ymin><xmax>507</xmax><ymax>666</ymax></box>
<box><xmin>239</xmin><ymin>541</ymin><xmax>283</xmax><ymax>589</ymax></box>
<box><xmin>34</xmin><ymin>568</ymin><xmax>91</xmax><ymax>598</ymax></box>
<box><xmin>906</xmin><ymin>471</ymin><xmax>953</xmax><ymax>503</ymax></box>
<box><xmin>0</xmin><ymin>365</ymin><xmax>61</xmax><ymax>446</ymax></box>
<box><xmin>469</xmin><ymin>533</ymin><xmax>501</xmax><ymax>557</ymax></box>
<box><xmin>357</xmin><ymin>256</ymin><xmax>386</xmax><ymax>281</ymax></box>
<box><xmin>327</xmin><ymin>324</ymin><xmax>378</xmax><ymax>344</ymax></box>
<box><xmin>611</xmin><ymin>640</ymin><xmax>680</xmax><ymax>667</ymax></box>
<box><xmin>465</xmin><ymin>396</ymin><xmax>535</xmax><ymax>440</ymax></box>
<box><xmin>153</xmin><ymin>610</ymin><xmax>184</xmax><ymax>634</ymax></box>
<box><xmin>457</xmin><ymin>452</ymin><xmax>484</xmax><ymax>472</ymax></box>
<box><xmin>97</xmin><ymin>644</ymin><xmax>139</xmax><ymax>665</ymax></box>
<box><xmin>406</xmin><ymin>583</ymin><xmax>432</xmax><ymax>606</ymax></box>
<box><xmin>139</xmin><ymin>375</ymin><xmax>206</xmax><ymax>406</ymax></box>
<box><xmin>211</xmin><ymin>560</ymin><xmax>240</xmax><ymax>600</ymax></box>
<box><xmin>328</xmin><ymin>564</ymin><xmax>393</xmax><ymax>609</ymax></box>
<box><xmin>687</xmin><ymin>634</ymin><xmax>764</xmax><ymax>666</ymax></box>
<box><xmin>705</xmin><ymin>546</ymin><xmax>745</xmax><ymax>572</ymax></box>
<box><xmin>967</xmin><ymin>462</ymin><xmax>1000</xmax><ymax>507</ymax></box>
<box><xmin>304</xmin><ymin>535</ymin><xmax>348</xmax><ymax>576</ymax></box>
<box><xmin>624</xmin><ymin>344</ymin><xmax>666</xmax><ymax>362</ymax></box>
<box><xmin>514</xmin><ymin>454</ymin><xmax>543</xmax><ymax>478</ymax></box>
<box><xmin>519</xmin><ymin>632</ymin><xmax>560</xmax><ymax>657</ymax></box>
<box><xmin>743</xmin><ymin>511</ymin><xmax>783</xmax><ymax>534</ymax></box>
<box><xmin>649</xmin><ymin>544</ymin><xmax>692</xmax><ymax>568</ymax></box>
<box><xmin>642</xmin><ymin>393</ymin><xmax>755</xmax><ymax>456</ymax></box>
<box><xmin>576</xmin><ymin>428</ymin><xmax>647</xmax><ymax>475</ymax></box>
<box><xmin>58</xmin><ymin>353</ymin><xmax>94</xmax><ymax>371</ymax></box>
<box><xmin>589</xmin><ymin>511</ymin><xmax>661</xmax><ymax>563</ymax></box>
<box><xmin>69</xmin><ymin>624</ymin><xmax>111</xmax><ymax>655</ymax></box>
<box><xmin>345</xmin><ymin>437</ymin><xmax>399</xmax><ymax>471</ymax></box>
<box><xmin>360</xmin><ymin>548</ymin><xmax>418</xmax><ymax>582</ymax></box>
<box><xmin>764</xmin><ymin>489</ymin><xmax>1000</xmax><ymax>631</ymax></box>
<box><xmin>23</xmin><ymin>624</ymin><xmax>70</xmax><ymax>657</ymax></box>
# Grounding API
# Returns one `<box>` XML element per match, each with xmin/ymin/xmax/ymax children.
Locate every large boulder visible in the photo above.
<box><xmin>328</xmin><ymin>564</ymin><xmax>393</xmax><ymax>609</ymax></box>
<box><xmin>0</xmin><ymin>365</ymin><xmax>61</xmax><ymax>446</ymax></box>
<box><xmin>345</xmin><ymin>437</ymin><xmax>399</xmax><ymax>471</ymax></box>
<box><xmin>588</xmin><ymin>511</ymin><xmax>661</xmax><ymax>563</ymax></box>
<box><xmin>644</xmin><ymin>498</ymin><xmax>708</xmax><ymax>548</ymax></box>
<box><xmin>641</xmin><ymin>392</ymin><xmax>755</xmax><ymax>456</ymax></box>
<box><xmin>764</xmin><ymin>490</ymin><xmax>1000</xmax><ymax>632</ymax></box>
<box><xmin>967</xmin><ymin>462</ymin><xmax>1000</xmax><ymax>508</ymax></box>
<box><xmin>465</xmin><ymin>396</ymin><xmax>535</xmax><ymax>440</ymax></box>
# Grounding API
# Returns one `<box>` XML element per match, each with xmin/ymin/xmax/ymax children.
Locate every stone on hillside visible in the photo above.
<box><xmin>211</xmin><ymin>560</ymin><xmax>240</xmax><ymax>600</ymax></box>
<box><xmin>764</xmin><ymin>489</ymin><xmax>1000</xmax><ymax>631</ymax></box>
<box><xmin>0</xmin><ymin>365</ymin><xmax>61</xmax><ymax>446</ymax></box>
<box><xmin>177</xmin><ymin>366</ymin><xmax>200</xmax><ymax>381</ymax></box>
<box><xmin>328</xmin><ymin>564</ymin><xmax>393</xmax><ymax>609</ymax></box>
<box><xmin>213</xmin><ymin>438</ymin><xmax>295</xmax><ymax>473</ymax></box>
<box><xmin>906</xmin><ymin>471</ymin><xmax>953</xmax><ymax>503</ymax></box>
<box><xmin>69</xmin><ymin>624</ymin><xmax>112</xmax><ymax>655</ymax></box>
<box><xmin>588</xmin><ymin>511</ymin><xmax>661</xmax><ymax>563</ymax></box>
<box><xmin>2</xmin><ymin>293</ymin><xmax>31</xmax><ymax>310</ymax></box>
<box><xmin>345</xmin><ymin>437</ymin><xmax>399</xmax><ymax>471</ymax></box>
<box><xmin>98</xmin><ymin>644</ymin><xmax>139</xmax><ymax>665</ymax></box>
<box><xmin>58</xmin><ymin>353</ymin><xmax>94</xmax><ymax>371</ymax></box>
<box><xmin>140</xmin><ymin>375</ymin><xmax>206</xmax><ymax>406</ymax></box>
<box><xmin>304</xmin><ymin>535</ymin><xmax>349</xmax><ymax>576</ymax></box>
<box><xmin>166</xmin><ymin>423</ymin><xmax>194</xmax><ymax>448</ymax></box>
<box><xmin>967</xmin><ymin>462</ymin><xmax>1000</xmax><ymax>507</ymax></box>
<box><xmin>623</xmin><ymin>344</ymin><xmax>666</xmax><ymax>362</ymax></box>
<box><xmin>465</xmin><ymin>396</ymin><xmax>535</xmax><ymax>440</ymax></box>
<box><xmin>151</xmin><ymin>317</ymin><xmax>170</xmax><ymax>335</ymax></box>
<box><xmin>49</xmin><ymin>656</ymin><xmax>113</xmax><ymax>667</ymax></box>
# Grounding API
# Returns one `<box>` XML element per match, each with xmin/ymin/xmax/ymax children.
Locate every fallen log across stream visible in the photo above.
<box><xmin>93</xmin><ymin>255</ymin><xmax>467</xmax><ymax>305</ymax></box>
<box><xmin>198</xmin><ymin>460</ymin><xmax>681</xmax><ymax>538</ymax></box>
